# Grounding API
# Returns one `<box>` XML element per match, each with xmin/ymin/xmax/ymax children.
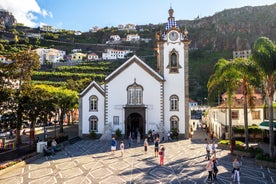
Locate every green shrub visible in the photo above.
<box><xmin>235</xmin><ymin>145</ymin><xmax>263</xmax><ymax>153</ymax></box>
<box><xmin>232</xmin><ymin>126</ymin><xmax>262</xmax><ymax>134</ymax></box>
<box><xmin>218</xmin><ymin>140</ymin><xmax>243</xmax><ymax>146</ymax></box>
<box><xmin>256</xmin><ymin>153</ymin><xmax>276</xmax><ymax>162</ymax></box>
<box><xmin>90</xmin><ymin>131</ymin><xmax>96</xmax><ymax>139</ymax></box>
<box><xmin>171</xmin><ymin>128</ymin><xmax>179</xmax><ymax>140</ymax></box>
<box><xmin>115</xmin><ymin>128</ymin><xmax>122</xmax><ymax>140</ymax></box>
<box><xmin>232</xmin><ymin>126</ymin><xmax>244</xmax><ymax>134</ymax></box>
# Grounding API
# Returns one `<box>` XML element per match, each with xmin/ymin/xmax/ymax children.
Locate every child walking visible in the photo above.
<box><xmin>159</xmin><ymin>145</ymin><xmax>165</xmax><ymax>165</ymax></box>
<box><xmin>120</xmin><ymin>140</ymin><xmax>124</xmax><ymax>157</ymax></box>
<box><xmin>144</xmin><ymin>138</ymin><xmax>148</xmax><ymax>154</ymax></box>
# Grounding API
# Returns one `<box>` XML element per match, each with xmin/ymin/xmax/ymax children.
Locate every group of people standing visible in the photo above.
<box><xmin>205</xmin><ymin>154</ymin><xmax>242</xmax><ymax>183</ymax></box>
<box><xmin>204</xmin><ymin>136</ymin><xmax>242</xmax><ymax>183</ymax></box>
<box><xmin>111</xmin><ymin>128</ymin><xmax>242</xmax><ymax>182</ymax></box>
<box><xmin>111</xmin><ymin>136</ymin><xmax>165</xmax><ymax>165</ymax></box>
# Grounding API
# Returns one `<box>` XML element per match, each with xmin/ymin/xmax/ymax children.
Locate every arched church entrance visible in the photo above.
<box><xmin>124</xmin><ymin>106</ymin><xmax>146</xmax><ymax>139</ymax></box>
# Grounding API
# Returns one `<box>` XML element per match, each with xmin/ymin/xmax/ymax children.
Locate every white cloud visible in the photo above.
<box><xmin>0</xmin><ymin>0</ymin><xmax>52</xmax><ymax>27</ymax></box>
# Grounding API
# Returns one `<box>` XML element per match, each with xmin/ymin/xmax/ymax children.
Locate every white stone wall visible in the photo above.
<box><xmin>80</xmin><ymin>87</ymin><xmax>105</xmax><ymax>135</ymax></box>
<box><xmin>106</xmin><ymin>61</ymin><xmax>162</xmax><ymax>134</ymax></box>
<box><xmin>163</xmin><ymin>41</ymin><xmax>186</xmax><ymax>134</ymax></box>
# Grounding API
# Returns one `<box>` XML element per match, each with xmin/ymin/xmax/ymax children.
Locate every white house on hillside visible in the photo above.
<box><xmin>33</xmin><ymin>48</ymin><xmax>66</xmax><ymax>64</ymax></box>
<box><xmin>87</xmin><ymin>53</ymin><xmax>99</xmax><ymax>61</ymax></box>
<box><xmin>79</xmin><ymin>8</ymin><xmax>191</xmax><ymax>140</ymax></box>
<box><xmin>102</xmin><ymin>49</ymin><xmax>133</xmax><ymax>60</ymax></box>
<box><xmin>70</xmin><ymin>52</ymin><xmax>86</xmax><ymax>61</ymax></box>
<box><xmin>126</xmin><ymin>34</ymin><xmax>140</xmax><ymax>42</ymax></box>
<box><xmin>110</xmin><ymin>35</ymin><xmax>121</xmax><ymax>42</ymax></box>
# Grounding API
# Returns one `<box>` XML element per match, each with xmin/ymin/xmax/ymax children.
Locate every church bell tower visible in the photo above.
<box><xmin>155</xmin><ymin>7</ymin><xmax>191</xmax><ymax>138</ymax></box>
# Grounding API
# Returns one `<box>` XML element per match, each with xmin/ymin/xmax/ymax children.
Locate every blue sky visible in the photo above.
<box><xmin>0</xmin><ymin>0</ymin><xmax>275</xmax><ymax>32</ymax></box>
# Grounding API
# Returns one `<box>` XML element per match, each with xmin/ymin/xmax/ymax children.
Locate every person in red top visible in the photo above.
<box><xmin>159</xmin><ymin>145</ymin><xmax>165</xmax><ymax>165</ymax></box>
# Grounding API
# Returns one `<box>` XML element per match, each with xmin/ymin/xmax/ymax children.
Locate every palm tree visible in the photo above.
<box><xmin>230</xmin><ymin>58</ymin><xmax>260</xmax><ymax>149</ymax></box>
<box><xmin>207</xmin><ymin>58</ymin><xmax>239</xmax><ymax>141</ymax></box>
<box><xmin>251</xmin><ymin>37</ymin><xmax>276</xmax><ymax>157</ymax></box>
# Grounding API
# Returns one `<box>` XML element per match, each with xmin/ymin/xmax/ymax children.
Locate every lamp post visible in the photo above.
<box><xmin>54</xmin><ymin>120</ymin><xmax>58</xmax><ymax>138</ymax></box>
<box><xmin>54</xmin><ymin>110</ymin><xmax>59</xmax><ymax>138</ymax></box>
<box><xmin>204</xmin><ymin>97</ymin><xmax>208</xmax><ymax>106</ymax></box>
<box><xmin>224</xmin><ymin>98</ymin><xmax>228</xmax><ymax>139</ymax></box>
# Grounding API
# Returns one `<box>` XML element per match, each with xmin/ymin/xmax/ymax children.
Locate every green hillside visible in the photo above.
<box><xmin>1</xmin><ymin>3</ymin><xmax>274</xmax><ymax>103</ymax></box>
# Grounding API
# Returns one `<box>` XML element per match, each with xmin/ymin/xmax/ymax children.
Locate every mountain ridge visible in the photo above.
<box><xmin>175</xmin><ymin>3</ymin><xmax>276</xmax><ymax>51</ymax></box>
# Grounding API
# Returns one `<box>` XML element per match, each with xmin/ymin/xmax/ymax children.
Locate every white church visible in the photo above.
<box><xmin>78</xmin><ymin>8</ymin><xmax>191</xmax><ymax>140</ymax></box>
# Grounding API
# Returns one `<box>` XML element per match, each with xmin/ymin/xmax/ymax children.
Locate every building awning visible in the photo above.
<box><xmin>259</xmin><ymin>121</ymin><xmax>276</xmax><ymax>131</ymax></box>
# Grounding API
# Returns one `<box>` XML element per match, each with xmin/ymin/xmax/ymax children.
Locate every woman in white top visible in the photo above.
<box><xmin>232</xmin><ymin>156</ymin><xmax>241</xmax><ymax>183</ymax></box>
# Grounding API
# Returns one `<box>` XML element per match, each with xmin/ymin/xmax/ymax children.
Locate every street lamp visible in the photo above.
<box><xmin>204</xmin><ymin>97</ymin><xmax>208</xmax><ymax>106</ymax></box>
<box><xmin>54</xmin><ymin>110</ymin><xmax>59</xmax><ymax>138</ymax></box>
<box><xmin>224</xmin><ymin>98</ymin><xmax>228</xmax><ymax>139</ymax></box>
<box><xmin>54</xmin><ymin>120</ymin><xmax>58</xmax><ymax>138</ymax></box>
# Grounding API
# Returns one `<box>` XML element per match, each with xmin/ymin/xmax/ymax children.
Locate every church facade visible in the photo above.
<box><xmin>78</xmin><ymin>8</ymin><xmax>191</xmax><ymax>139</ymax></box>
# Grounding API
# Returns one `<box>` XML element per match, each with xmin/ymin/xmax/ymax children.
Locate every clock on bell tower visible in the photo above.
<box><xmin>155</xmin><ymin>6</ymin><xmax>191</xmax><ymax>139</ymax></box>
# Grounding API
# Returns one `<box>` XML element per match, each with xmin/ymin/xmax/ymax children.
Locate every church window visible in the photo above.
<box><xmin>171</xmin><ymin>53</ymin><xmax>177</xmax><ymax>66</ymax></box>
<box><xmin>170</xmin><ymin>116</ymin><xmax>179</xmax><ymax>130</ymax></box>
<box><xmin>170</xmin><ymin>95</ymin><xmax>179</xmax><ymax>111</ymax></box>
<box><xmin>89</xmin><ymin>95</ymin><xmax>98</xmax><ymax>111</ymax></box>
<box><xmin>89</xmin><ymin>115</ymin><xmax>98</xmax><ymax>132</ymax></box>
<box><xmin>169</xmin><ymin>50</ymin><xmax>179</xmax><ymax>73</ymax></box>
<box><xmin>113</xmin><ymin>116</ymin><xmax>119</xmax><ymax>125</ymax></box>
<box><xmin>127</xmin><ymin>81</ymin><xmax>143</xmax><ymax>105</ymax></box>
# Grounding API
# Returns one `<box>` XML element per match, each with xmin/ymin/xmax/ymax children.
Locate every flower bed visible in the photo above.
<box><xmin>217</xmin><ymin>140</ymin><xmax>243</xmax><ymax>150</ymax></box>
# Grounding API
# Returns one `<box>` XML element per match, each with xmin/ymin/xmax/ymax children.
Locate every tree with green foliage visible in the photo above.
<box><xmin>37</xmin><ymin>85</ymin><xmax>78</xmax><ymax>133</ymax></box>
<box><xmin>20</xmin><ymin>84</ymin><xmax>56</xmax><ymax>145</ymax></box>
<box><xmin>229</xmin><ymin>58</ymin><xmax>260</xmax><ymax>149</ymax></box>
<box><xmin>207</xmin><ymin>58</ymin><xmax>239</xmax><ymax>141</ymax></box>
<box><xmin>66</xmin><ymin>78</ymin><xmax>93</xmax><ymax>93</ymax></box>
<box><xmin>0</xmin><ymin>43</ymin><xmax>4</xmax><ymax>51</ymax></box>
<box><xmin>251</xmin><ymin>37</ymin><xmax>276</xmax><ymax>157</ymax></box>
<box><xmin>53</xmin><ymin>87</ymin><xmax>78</xmax><ymax>133</ymax></box>
<box><xmin>6</xmin><ymin>47</ymin><xmax>40</xmax><ymax>145</ymax></box>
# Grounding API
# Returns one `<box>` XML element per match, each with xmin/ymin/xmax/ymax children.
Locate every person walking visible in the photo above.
<box><xmin>120</xmin><ymin>140</ymin><xmax>124</xmax><ymax>157</ymax></box>
<box><xmin>232</xmin><ymin>156</ymin><xmax>241</xmax><ymax>183</ymax></box>
<box><xmin>137</xmin><ymin>131</ymin><xmax>141</xmax><ymax>144</ymax></box>
<box><xmin>206</xmin><ymin>157</ymin><xmax>214</xmax><ymax>182</ymax></box>
<box><xmin>210</xmin><ymin>131</ymin><xmax>214</xmax><ymax>141</ymax></box>
<box><xmin>159</xmin><ymin>145</ymin><xmax>165</xmax><ymax>165</ymax></box>
<box><xmin>110</xmin><ymin>137</ymin><xmax>117</xmax><ymax>154</ymax></box>
<box><xmin>167</xmin><ymin>131</ymin><xmax>171</xmax><ymax>141</ymax></box>
<box><xmin>144</xmin><ymin>138</ymin><xmax>149</xmax><ymax>154</ymax></box>
<box><xmin>189</xmin><ymin>127</ymin><xmax>194</xmax><ymax>140</ymax></box>
<box><xmin>211</xmin><ymin>141</ymin><xmax>216</xmax><ymax>156</ymax></box>
<box><xmin>128</xmin><ymin>135</ymin><xmax>132</xmax><ymax>148</ymax></box>
<box><xmin>205</xmin><ymin>142</ymin><xmax>211</xmax><ymax>160</ymax></box>
<box><xmin>154</xmin><ymin>137</ymin><xmax>160</xmax><ymax>157</ymax></box>
<box><xmin>213</xmin><ymin>156</ymin><xmax>219</xmax><ymax>180</ymax></box>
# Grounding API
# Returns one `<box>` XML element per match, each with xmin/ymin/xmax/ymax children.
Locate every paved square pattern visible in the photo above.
<box><xmin>1</xmin><ymin>129</ymin><xmax>276</xmax><ymax>183</ymax></box>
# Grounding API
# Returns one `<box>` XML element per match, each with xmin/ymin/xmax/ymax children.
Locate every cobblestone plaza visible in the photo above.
<box><xmin>0</xmin><ymin>129</ymin><xmax>275</xmax><ymax>184</ymax></box>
